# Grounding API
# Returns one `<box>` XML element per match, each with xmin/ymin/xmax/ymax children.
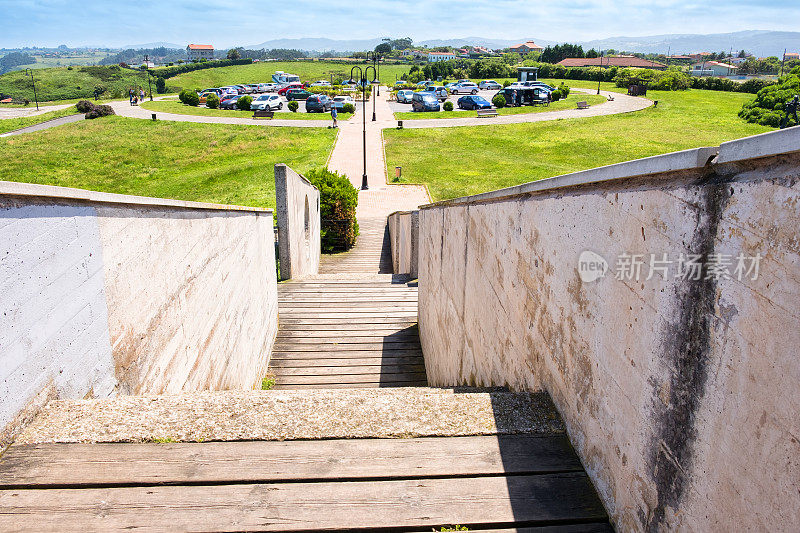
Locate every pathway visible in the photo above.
<box><xmin>0</xmin><ymin>113</ymin><xmax>83</xmax><ymax>137</ymax></box>
<box><xmin>0</xmin><ymin>103</ymin><xmax>73</xmax><ymax>119</ymax></box>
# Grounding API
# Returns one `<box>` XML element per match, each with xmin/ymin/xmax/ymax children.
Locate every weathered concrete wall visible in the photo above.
<box><xmin>1</xmin><ymin>182</ymin><xmax>278</xmax><ymax>446</ymax></box>
<box><xmin>275</xmin><ymin>164</ymin><xmax>320</xmax><ymax>280</ymax></box>
<box><xmin>418</xmin><ymin>128</ymin><xmax>800</xmax><ymax>532</ymax></box>
<box><xmin>387</xmin><ymin>210</ymin><xmax>419</xmax><ymax>278</ymax></box>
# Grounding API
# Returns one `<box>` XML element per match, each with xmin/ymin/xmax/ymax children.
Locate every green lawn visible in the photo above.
<box><xmin>168</xmin><ymin>61</ymin><xmax>410</xmax><ymax>90</ymax></box>
<box><xmin>384</xmin><ymin>88</ymin><xmax>771</xmax><ymax>201</ymax></box>
<box><xmin>0</xmin><ymin>107</ymin><xmax>79</xmax><ymax>134</ymax></box>
<box><xmin>0</xmin><ymin>117</ymin><xmax>336</xmax><ymax>209</ymax></box>
<box><xmin>393</xmin><ymin>94</ymin><xmax>608</xmax><ymax>120</ymax></box>
<box><xmin>140</xmin><ymin>99</ymin><xmax>353</xmax><ymax>121</ymax></box>
<box><xmin>0</xmin><ymin>66</ymin><xmax>152</xmax><ymax>102</ymax></box>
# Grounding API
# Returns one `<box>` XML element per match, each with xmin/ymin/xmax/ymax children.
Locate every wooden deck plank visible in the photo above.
<box><xmin>273</xmin><ymin>372</ymin><xmax>428</xmax><ymax>385</ymax></box>
<box><xmin>269</xmin><ymin>357</ymin><xmax>424</xmax><ymax>367</ymax></box>
<box><xmin>272</xmin><ymin>364</ymin><xmax>426</xmax><ymax>376</ymax></box>
<box><xmin>270</xmin><ymin>349</ymin><xmax>423</xmax><ymax>360</ymax></box>
<box><xmin>272</xmin><ymin>342</ymin><xmax>422</xmax><ymax>352</ymax></box>
<box><xmin>0</xmin><ymin>473</ymin><xmax>607</xmax><ymax>532</ymax></box>
<box><xmin>0</xmin><ymin>435</ymin><xmax>581</xmax><ymax>487</ymax></box>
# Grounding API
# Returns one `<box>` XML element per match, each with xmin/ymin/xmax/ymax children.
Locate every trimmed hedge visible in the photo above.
<box><xmin>342</xmin><ymin>102</ymin><xmax>355</xmax><ymax>113</ymax></box>
<box><xmin>492</xmin><ymin>94</ymin><xmax>506</xmax><ymax>108</ymax></box>
<box><xmin>443</xmin><ymin>101</ymin><xmax>453</xmax><ymax>111</ymax></box>
<box><xmin>236</xmin><ymin>95</ymin><xmax>252</xmax><ymax>110</ymax></box>
<box><xmin>205</xmin><ymin>93</ymin><xmax>219</xmax><ymax>109</ymax></box>
<box><xmin>305</xmin><ymin>167</ymin><xmax>359</xmax><ymax>252</ymax></box>
<box><xmin>288</xmin><ymin>100</ymin><xmax>299</xmax><ymax>112</ymax></box>
<box><xmin>154</xmin><ymin>58</ymin><xmax>253</xmax><ymax>80</ymax></box>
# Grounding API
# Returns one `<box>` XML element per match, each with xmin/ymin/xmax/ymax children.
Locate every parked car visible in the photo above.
<box><xmin>495</xmin><ymin>87</ymin><xmax>550</xmax><ymax>106</ymax></box>
<box><xmin>232</xmin><ymin>84</ymin><xmax>252</xmax><ymax>94</ymax></box>
<box><xmin>310</xmin><ymin>80</ymin><xmax>331</xmax><ymax>87</ymax></box>
<box><xmin>306</xmin><ymin>94</ymin><xmax>332</xmax><ymax>112</ymax></box>
<box><xmin>457</xmin><ymin>95</ymin><xmax>492</xmax><ymax>110</ymax></box>
<box><xmin>411</xmin><ymin>92</ymin><xmax>441</xmax><ymax>112</ymax></box>
<box><xmin>285</xmin><ymin>88</ymin><xmax>312</xmax><ymax>101</ymax></box>
<box><xmin>449</xmin><ymin>82</ymin><xmax>479</xmax><ymax>95</ymax></box>
<box><xmin>479</xmin><ymin>80</ymin><xmax>502</xmax><ymax>90</ymax></box>
<box><xmin>278</xmin><ymin>82</ymin><xmax>304</xmax><ymax>95</ymax></box>
<box><xmin>457</xmin><ymin>79</ymin><xmax>471</xmax><ymax>84</ymax></box>
<box><xmin>396</xmin><ymin>90</ymin><xmax>414</xmax><ymax>103</ymax></box>
<box><xmin>246</xmin><ymin>84</ymin><xmax>261</xmax><ymax>93</ymax></box>
<box><xmin>332</xmin><ymin>95</ymin><xmax>355</xmax><ymax>110</ymax></box>
<box><xmin>251</xmin><ymin>94</ymin><xmax>283</xmax><ymax>111</ymax></box>
<box><xmin>220</xmin><ymin>95</ymin><xmax>245</xmax><ymax>109</ymax></box>
<box><xmin>422</xmin><ymin>86</ymin><xmax>448</xmax><ymax>101</ymax></box>
<box><xmin>220</xmin><ymin>86</ymin><xmax>238</xmax><ymax>96</ymax></box>
<box><xmin>201</xmin><ymin>88</ymin><xmax>223</xmax><ymax>96</ymax></box>
<box><xmin>259</xmin><ymin>83</ymin><xmax>278</xmax><ymax>92</ymax></box>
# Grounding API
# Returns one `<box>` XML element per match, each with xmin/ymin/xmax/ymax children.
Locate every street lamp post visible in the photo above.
<box><xmin>597</xmin><ymin>51</ymin><xmax>603</xmax><ymax>95</ymax></box>
<box><xmin>24</xmin><ymin>68</ymin><xmax>39</xmax><ymax>110</ymax></box>
<box><xmin>144</xmin><ymin>55</ymin><xmax>154</xmax><ymax>101</ymax></box>
<box><xmin>367</xmin><ymin>52</ymin><xmax>381</xmax><ymax>96</ymax></box>
<box><xmin>350</xmin><ymin>65</ymin><xmax>375</xmax><ymax>190</ymax></box>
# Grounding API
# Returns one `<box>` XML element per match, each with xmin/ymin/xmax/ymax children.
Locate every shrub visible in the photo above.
<box><xmin>84</xmin><ymin>104</ymin><xmax>115</xmax><ymax>119</ymax></box>
<box><xmin>558</xmin><ymin>83</ymin><xmax>570</xmax><ymax>97</ymax></box>
<box><xmin>288</xmin><ymin>100</ymin><xmax>299</xmax><ymax>112</ymax></box>
<box><xmin>492</xmin><ymin>94</ymin><xmax>506</xmax><ymax>108</ymax></box>
<box><xmin>342</xmin><ymin>102</ymin><xmax>355</xmax><ymax>114</ymax></box>
<box><xmin>155</xmin><ymin>77</ymin><xmax>166</xmax><ymax>94</ymax></box>
<box><xmin>550</xmin><ymin>89</ymin><xmax>562</xmax><ymax>101</ymax></box>
<box><xmin>503</xmin><ymin>79</ymin><xmax>512</xmax><ymax>87</ymax></box>
<box><xmin>180</xmin><ymin>90</ymin><xmax>199</xmax><ymax>106</ymax></box>
<box><xmin>443</xmin><ymin>101</ymin><xmax>453</xmax><ymax>111</ymax></box>
<box><xmin>205</xmin><ymin>93</ymin><xmax>220</xmax><ymax>109</ymax></box>
<box><xmin>75</xmin><ymin>100</ymin><xmax>94</xmax><ymax>113</ymax></box>
<box><xmin>305</xmin><ymin>167</ymin><xmax>359</xmax><ymax>252</ymax></box>
<box><xmin>236</xmin><ymin>95</ymin><xmax>253</xmax><ymax>110</ymax></box>
<box><xmin>739</xmin><ymin>67</ymin><xmax>800</xmax><ymax>127</ymax></box>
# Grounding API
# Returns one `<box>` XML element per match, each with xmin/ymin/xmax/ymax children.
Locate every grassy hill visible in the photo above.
<box><xmin>166</xmin><ymin>61</ymin><xmax>410</xmax><ymax>90</ymax></box>
<box><xmin>0</xmin><ymin>65</ymin><xmax>149</xmax><ymax>102</ymax></box>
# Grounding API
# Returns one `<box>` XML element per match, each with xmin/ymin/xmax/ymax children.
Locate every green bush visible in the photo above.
<box><xmin>550</xmin><ymin>89</ymin><xmax>562</xmax><ymax>101</ymax></box>
<box><xmin>180</xmin><ymin>90</ymin><xmax>199</xmax><ymax>106</ymax></box>
<box><xmin>492</xmin><ymin>94</ymin><xmax>506</xmax><ymax>108</ymax></box>
<box><xmin>558</xmin><ymin>83</ymin><xmax>570</xmax><ymax>97</ymax></box>
<box><xmin>75</xmin><ymin>100</ymin><xmax>94</xmax><ymax>113</ymax></box>
<box><xmin>739</xmin><ymin>67</ymin><xmax>800</xmax><ymax>127</ymax></box>
<box><xmin>288</xmin><ymin>100</ymin><xmax>299</xmax><ymax>112</ymax></box>
<box><xmin>443</xmin><ymin>101</ymin><xmax>453</xmax><ymax>111</ymax></box>
<box><xmin>342</xmin><ymin>102</ymin><xmax>355</xmax><ymax>113</ymax></box>
<box><xmin>205</xmin><ymin>93</ymin><xmax>220</xmax><ymax>109</ymax></box>
<box><xmin>236</xmin><ymin>95</ymin><xmax>252</xmax><ymax>110</ymax></box>
<box><xmin>305</xmin><ymin>167</ymin><xmax>359</xmax><ymax>252</ymax></box>
<box><xmin>84</xmin><ymin>104</ymin><xmax>115</xmax><ymax>119</ymax></box>
<box><xmin>155</xmin><ymin>77</ymin><xmax>166</xmax><ymax>94</ymax></box>
<box><xmin>503</xmin><ymin>79</ymin><xmax>512</xmax><ymax>87</ymax></box>
<box><xmin>613</xmin><ymin>67</ymin><xmax>691</xmax><ymax>91</ymax></box>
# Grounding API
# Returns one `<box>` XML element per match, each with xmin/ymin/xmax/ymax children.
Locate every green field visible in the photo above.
<box><xmin>140</xmin><ymin>100</ymin><xmax>353</xmax><ymax>121</ymax></box>
<box><xmin>0</xmin><ymin>65</ymin><xmax>151</xmax><ymax>102</ymax></box>
<box><xmin>0</xmin><ymin>117</ymin><xmax>336</xmax><ymax>209</ymax></box>
<box><xmin>167</xmin><ymin>61</ymin><xmax>411</xmax><ymax>90</ymax></box>
<box><xmin>384</xmin><ymin>87</ymin><xmax>771</xmax><ymax>201</ymax></box>
<box><xmin>0</xmin><ymin>107</ymin><xmax>79</xmax><ymax>134</ymax></box>
<box><xmin>5</xmin><ymin>52</ymin><xmax>112</xmax><ymax>72</ymax></box>
<box><xmin>393</xmin><ymin>94</ymin><xmax>607</xmax><ymax>120</ymax></box>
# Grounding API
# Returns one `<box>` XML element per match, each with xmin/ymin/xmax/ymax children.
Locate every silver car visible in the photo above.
<box><xmin>479</xmin><ymin>80</ymin><xmax>502</xmax><ymax>90</ymax></box>
<box><xmin>396</xmin><ymin>90</ymin><xmax>414</xmax><ymax>103</ymax></box>
<box><xmin>449</xmin><ymin>82</ymin><xmax>479</xmax><ymax>95</ymax></box>
<box><xmin>251</xmin><ymin>94</ymin><xmax>283</xmax><ymax>111</ymax></box>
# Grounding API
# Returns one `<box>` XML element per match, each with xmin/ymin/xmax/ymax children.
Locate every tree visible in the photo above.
<box><xmin>374</xmin><ymin>43</ymin><xmax>392</xmax><ymax>55</ymax></box>
<box><xmin>586</xmin><ymin>48</ymin><xmax>599</xmax><ymax>58</ymax></box>
<box><xmin>227</xmin><ymin>48</ymin><xmax>241</xmax><ymax>60</ymax></box>
<box><xmin>738</xmin><ymin>49</ymin><xmax>747</xmax><ymax>58</ymax></box>
<box><xmin>155</xmin><ymin>77</ymin><xmax>166</xmax><ymax>94</ymax></box>
<box><xmin>389</xmin><ymin>37</ymin><xmax>413</xmax><ymax>50</ymax></box>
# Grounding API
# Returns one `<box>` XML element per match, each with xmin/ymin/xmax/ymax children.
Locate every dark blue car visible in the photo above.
<box><xmin>305</xmin><ymin>94</ymin><xmax>332</xmax><ymax>112</ymax></box>
<box><xmin>457</xmin><ymin>95</ymin><xmax>492</xmax><ymax>110</ymax></box>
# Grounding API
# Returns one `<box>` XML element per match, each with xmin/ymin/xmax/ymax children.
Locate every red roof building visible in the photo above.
<box><xmin>509</xmin><ymin>41</ymin><xmax>544</xmax><ymax>54</ymax></box>
<box><xmin>187</xmin><ymin>44</ymin><xmax>214</xmax><ymax>61</ymax></box>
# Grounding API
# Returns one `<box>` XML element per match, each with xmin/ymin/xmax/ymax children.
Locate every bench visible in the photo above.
<box><xmin>253</xmin><ymin>109</ymin><xmax>274</xmax><ymax>119</ymax></box>
<box><xmin>477</xmin><ymin>109</ymin><xmax>499</xmax><ymax>118</ymax></box>
<box><xmin>576</xmin><ymin>101</ymin><xmax>590</xmax><ymax>110</ymax></box>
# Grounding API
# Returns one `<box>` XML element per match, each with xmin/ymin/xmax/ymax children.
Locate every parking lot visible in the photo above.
<box><xmin>387</xmin><ymin>88</ymin><xmax>500</xmax><ymax>113</ymax></box>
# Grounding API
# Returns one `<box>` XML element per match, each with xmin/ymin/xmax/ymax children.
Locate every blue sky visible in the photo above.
<box><xmin>0</xmin><ymin>0</ymin><xmax>797</xmax><ymax>48</ymax></box>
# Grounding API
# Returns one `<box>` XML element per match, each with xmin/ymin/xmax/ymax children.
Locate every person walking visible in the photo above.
<box><xmin>330</xmin><ymin>104</ymin><xmax>338</xmax><ymax>128</ymax></box>
<box><xmin>140</xmin><ymin>88</ymin><xmax>145</xmax><ymax>102</ymax></box>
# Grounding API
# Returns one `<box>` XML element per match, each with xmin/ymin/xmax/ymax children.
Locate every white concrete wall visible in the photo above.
<box><xmin>0</xmin><ymin>182</ymin><xmax>278</xmax><ymax>446</ymax></box>
<box><xmin>387</xmin><ymin>210</ymin><xmax>418</xmax><ymax>278</ymax></box>
<box><xmin>275</xmin><ymin>164</ymin><xmax>320</xmax><ymax>280</ymax></box>
<box><xmin>417</xmin><ymin>128</ymin><xmax>800</xmax><ymax>532</ymax></box>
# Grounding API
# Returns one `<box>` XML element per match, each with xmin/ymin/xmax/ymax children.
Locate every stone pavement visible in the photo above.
<box><xmin>0</xmin><ymin>103</ymin><xmax>74</xmax><ymax>119</ymax></box>
<box><xmin>0</xmin><ymin>113</ymin><xmax>84</xmax><ymax>137</ymax></box>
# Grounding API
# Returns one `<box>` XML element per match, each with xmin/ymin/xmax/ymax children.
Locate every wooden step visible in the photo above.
<box><xmin>269</xmin><ymin>356</ymin><xmax>424</xmax><ymax>368</ymax></box>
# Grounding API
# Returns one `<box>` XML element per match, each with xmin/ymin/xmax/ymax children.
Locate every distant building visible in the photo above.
<box><xmin>509</xmin><ymin>41</ymin><xmax>544</xmax><ymax>54</ymax></box>
<box><xmin>140</xmin><ymin>60</ymin><xmax>155</xmax><ymax>69</ymax></box>
<box><xmin>785</xmin><ymin>52</ymin><xmax>800</xmax><ymax>61</ymax></box>
<box><xmin>690</xmin><ymin>61</ymin><xmax>738</xmax><ymax>77</ymax></box>
<box><xmin>428</xmin><ymin>52</ymin><xmax>456</xmax><ymax>62</ymax></box>
<box><xmin>187</xmin><ymin>44</ymin><xmax>214</xmax><ymax>61</ymax></box>
<box><xmin>557</xmin><ymin>56</ymin><xmax>667</xmax><ymax>69</ymax></box>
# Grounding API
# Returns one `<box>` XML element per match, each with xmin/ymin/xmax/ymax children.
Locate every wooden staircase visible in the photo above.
<box><xmin>271</xmin><ymin>278</ymin><xmax>427</xmax><ymax>389</ymax></box>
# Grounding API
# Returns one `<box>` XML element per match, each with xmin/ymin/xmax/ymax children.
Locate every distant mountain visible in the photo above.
<box><xmin>234</xmin><ymin>31</ymin><xmax>800</xmax><ymax>57</ymax></box>
<box><xmin>120</xmin><ymin>42</ymin><xmax>183</xmax><ymax>50</ymax></box>
<box><xmin>580</xmin><ymin>31</ymin><xmax>800</xmax><ymax>58</ymax></box>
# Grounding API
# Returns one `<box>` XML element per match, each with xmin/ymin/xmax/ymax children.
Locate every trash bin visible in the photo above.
<box><xmin>395</xmin><ymin>167</ymin><xmax>402</xmax><ymax>179</ymax></box>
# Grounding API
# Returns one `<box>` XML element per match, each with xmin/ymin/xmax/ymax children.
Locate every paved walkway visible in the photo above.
<box><xmin>0</xmin><ymin>103</ymin><xmax>73</xmax><ymax>119</ymax></box>
<box><xmin>0</xmin><ymin>113</ymin><xmax>84</xmax><ymax>137</ymax></box>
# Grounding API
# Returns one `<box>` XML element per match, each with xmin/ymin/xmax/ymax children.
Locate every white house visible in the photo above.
<box><xmin>690</xmin><ymin>61</ymin><xmax>737</xmax><ymax>76</ymax></box>
<box><xmin>187</xmin><ymin>44</ymin><xmax>214</xmax><ymax>61</ymax></box>
<box><xmin>428</xmin><ymin>52</ymin><xmax>456</xmax><ymax>62</ymax></box>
